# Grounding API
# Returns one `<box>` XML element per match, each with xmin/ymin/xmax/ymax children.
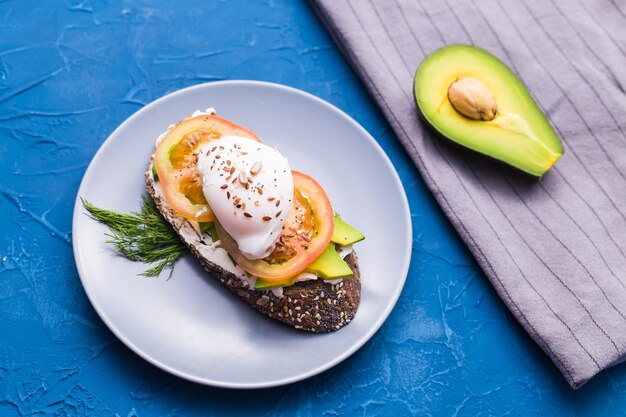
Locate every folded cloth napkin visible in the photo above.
<box><xmin>311</xmin><ymin>0</ymin><xmax>626</xmax><ymax>388</ymax></box>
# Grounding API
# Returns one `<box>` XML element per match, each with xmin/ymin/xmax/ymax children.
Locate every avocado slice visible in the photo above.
<box><xmin>255</xmin><ymin>275</ymin><xmax>298</xmax><ymax>290</ymax></box>
<box><xmin>151</xmin><ymin>164</ymin><xmax>159</xmax><ymax>182</ymax></box>
<box><xmin>331</xmin><ymin>215</ymin><xmax>365</xmax><ymax>246</ymax></box>
<box><xmin>305</xmin><ymin>244</ymin><xmax>353</xmax><ymax>279</ymax></box>
<box><xmin>414</xmin><ymin>44</ymin><xmax>563</xmax><ymax>177</ymax></box>
<box><xmin>197</xmin><ymin>221</ymin><xmax>219</xmax><ymax>242</ymax></box>
<box><xmin>255</xmin><ymin>244</ymin><xmax>353</xmax><ymax>290</ymax></box>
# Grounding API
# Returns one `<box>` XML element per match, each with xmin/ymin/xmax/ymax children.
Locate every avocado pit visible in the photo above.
<box><xmin>447</xmin><ymin>77</ymin><xmax>497</xmax><ymax>121</ymax></box>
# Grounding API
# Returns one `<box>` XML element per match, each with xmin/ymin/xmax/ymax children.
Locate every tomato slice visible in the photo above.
<box><xmin>215</xmin><ymin>171</ymin><xmax>334</xmax><ymax>280</ymax></box>
<box><xmin>154</xmin><ymin>115</ymin><xmax>260</xmax><ymax>222</ymax></box>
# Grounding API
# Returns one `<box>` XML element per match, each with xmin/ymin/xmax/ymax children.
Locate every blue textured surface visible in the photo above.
<box><xmin>2</xmin><ymin>0</ymin><xmax>626</xmax><ymax>415</ymax></box>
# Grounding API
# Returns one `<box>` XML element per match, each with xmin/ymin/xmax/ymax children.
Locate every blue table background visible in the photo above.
<box><xmin>2</xmin><ymin>1</ymin><xmax>626</xmax><ymax>415</ymax></box>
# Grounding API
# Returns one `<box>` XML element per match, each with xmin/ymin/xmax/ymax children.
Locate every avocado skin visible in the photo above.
<box><xmin>414</xmin><ymin>44</ymin><xmax>563</xmax><ymax>177</ymax></box>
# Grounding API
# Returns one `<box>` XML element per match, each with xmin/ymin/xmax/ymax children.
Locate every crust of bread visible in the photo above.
<box><xmin>145</xmin><ymin>167</ymin><xmax>361</xmax><ymax>333</ymax></box>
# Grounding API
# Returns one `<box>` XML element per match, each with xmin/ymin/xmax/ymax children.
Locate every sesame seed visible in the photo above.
<box><xmin>262</xmin><ymin>216</ymin><xmax>271</xmax><ymax>221</ymax></box>
<box><xmin>275</xmin><ymin>211</ymin><xmax>282</xmax><ymax>218</ymax></box>
<box><xmin>220</xmin><ymin>184</ymin><xmax>228</xmax><ymax>189</ymax></box>
<box><xmin>244</xmin><ymin>212</ymin><xmax>252</xmax><ymax>218</ymax></box>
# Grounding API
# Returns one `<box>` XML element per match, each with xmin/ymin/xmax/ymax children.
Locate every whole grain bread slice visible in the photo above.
<box><xmin>145</xmin><ymin>166</ymin><xmax>361</xmax><ymax>333</ymax></box>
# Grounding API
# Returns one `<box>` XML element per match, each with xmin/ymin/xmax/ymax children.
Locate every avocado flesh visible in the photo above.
<box><xmin>199</xmin><ymin>221</ymin><xmax>211</xmax><ymax>234</ymax></box>
<box><xmin>331</xmin><ymin>215</ymin><xmax>365</xmax><ymax>246</ymax></box>
<box><xmin>414</xmin><ymin>44</ymin><xmax>563</xmax><ymax>177</ymax></box>
<box><xmin>197</xmin><ymin>221</ymin><xmax>219</xmax><ymax>241</ymax></box>
<box><xmin>305</xmin><ymin>244</ymin><xmax>353</xmax><ymax>279</ymax></box>
<box><xmin>255</xmin><ymin>244</ymin><xmax>353</xmax><ymax>290</ymax></box>
<box><xmin>255</xmin><ymin>275</ymin><xmax>298</xmax><ymax>290</ymax></box>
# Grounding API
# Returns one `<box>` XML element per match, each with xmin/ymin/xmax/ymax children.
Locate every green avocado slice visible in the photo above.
<box><xmin>331</xmin><ymin>215</ymin><xmax>365</xmax><ymax>246</ymax></box>
<box><xmin>414</xmin><ymin>44</ymin><xmax>563</xmax><ymax>177</ymax></box>
<box><xmin>198</xmin><ymin>221</ymin><xmax>211</xmax><ymax>234</ymax></box>
<box><xmin>305</xmin><ymin>244</ymin><xmax>353</xmax><ymax>280</ymax></box>
<box><xmin>254</xmin><ymin>244</ymin><xmax>353</xmax><ymax>290</ymax></box>
<box><xmin>198</xmin><ymin>222</ymin><xmax>218</xmax><ymax>242</ymax></box>
<box><xmin>255</xmin><ymin>275</ymin><xmax>298</xmax><ymax>290</ymax></box>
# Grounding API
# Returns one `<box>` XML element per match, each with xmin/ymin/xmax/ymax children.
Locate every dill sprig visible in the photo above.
<box><xmin>82</xmin><ymin>197</ymin><xmax>187</xmax><ymax>278</ymax></box>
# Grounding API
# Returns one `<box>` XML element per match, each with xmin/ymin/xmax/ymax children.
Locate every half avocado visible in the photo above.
<box><xmin>414</xmin><ymin>44</ymin><xmax>563</xmax><ymax>177</ymax></box>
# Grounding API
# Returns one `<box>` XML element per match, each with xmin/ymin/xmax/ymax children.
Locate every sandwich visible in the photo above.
<box><xmin>145</xmin><ymin>108</ymin><xmax>364</xmax><ymax>332</ymax></box>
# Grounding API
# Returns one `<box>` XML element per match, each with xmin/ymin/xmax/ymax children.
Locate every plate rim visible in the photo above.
<box><xmin>72</xmin><ymin>80</ymin><xmax>412</xmax><ymax>389</ymax></box>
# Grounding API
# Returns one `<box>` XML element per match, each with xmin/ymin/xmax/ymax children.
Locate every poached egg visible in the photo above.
<box><xmin>197</xmin><ymin>136</ymin><xmax>293</xmax><ymax>260</ymax></box>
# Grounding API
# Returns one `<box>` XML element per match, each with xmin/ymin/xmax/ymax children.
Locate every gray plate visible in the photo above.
<box><xmin>72</xmin><ymin>81</ymin><xmax>412</xmax><ymax>388</ymax></box>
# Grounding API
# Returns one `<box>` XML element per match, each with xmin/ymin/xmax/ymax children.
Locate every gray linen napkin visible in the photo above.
<box><xmin>311</xmin><ymin>0</ymin><xmax>626</xmax><ymax>388</ymax></box>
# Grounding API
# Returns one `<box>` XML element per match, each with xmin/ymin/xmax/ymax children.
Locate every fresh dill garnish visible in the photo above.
<box><xmin>81</xmin><ymin>197</ymin><xmax>187</xmax><ymax>278</ymax></box>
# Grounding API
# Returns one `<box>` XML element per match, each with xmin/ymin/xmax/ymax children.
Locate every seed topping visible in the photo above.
<box><xmin>250</xmin><ymin>161</ymin><xmax>263</xmax><ymax>175</ymax></box>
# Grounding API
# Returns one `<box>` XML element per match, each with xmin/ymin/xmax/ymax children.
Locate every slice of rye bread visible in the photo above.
<box><xmin>145</xmin><ymin>167</ymin><xmax>361</xmax><ymax>333</ymax></box>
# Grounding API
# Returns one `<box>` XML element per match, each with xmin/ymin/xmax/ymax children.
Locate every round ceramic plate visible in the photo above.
<box><xmin>73</xmin><ymin>80</ymin><xmax>411</xmax><ymax>388</ymax></box>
